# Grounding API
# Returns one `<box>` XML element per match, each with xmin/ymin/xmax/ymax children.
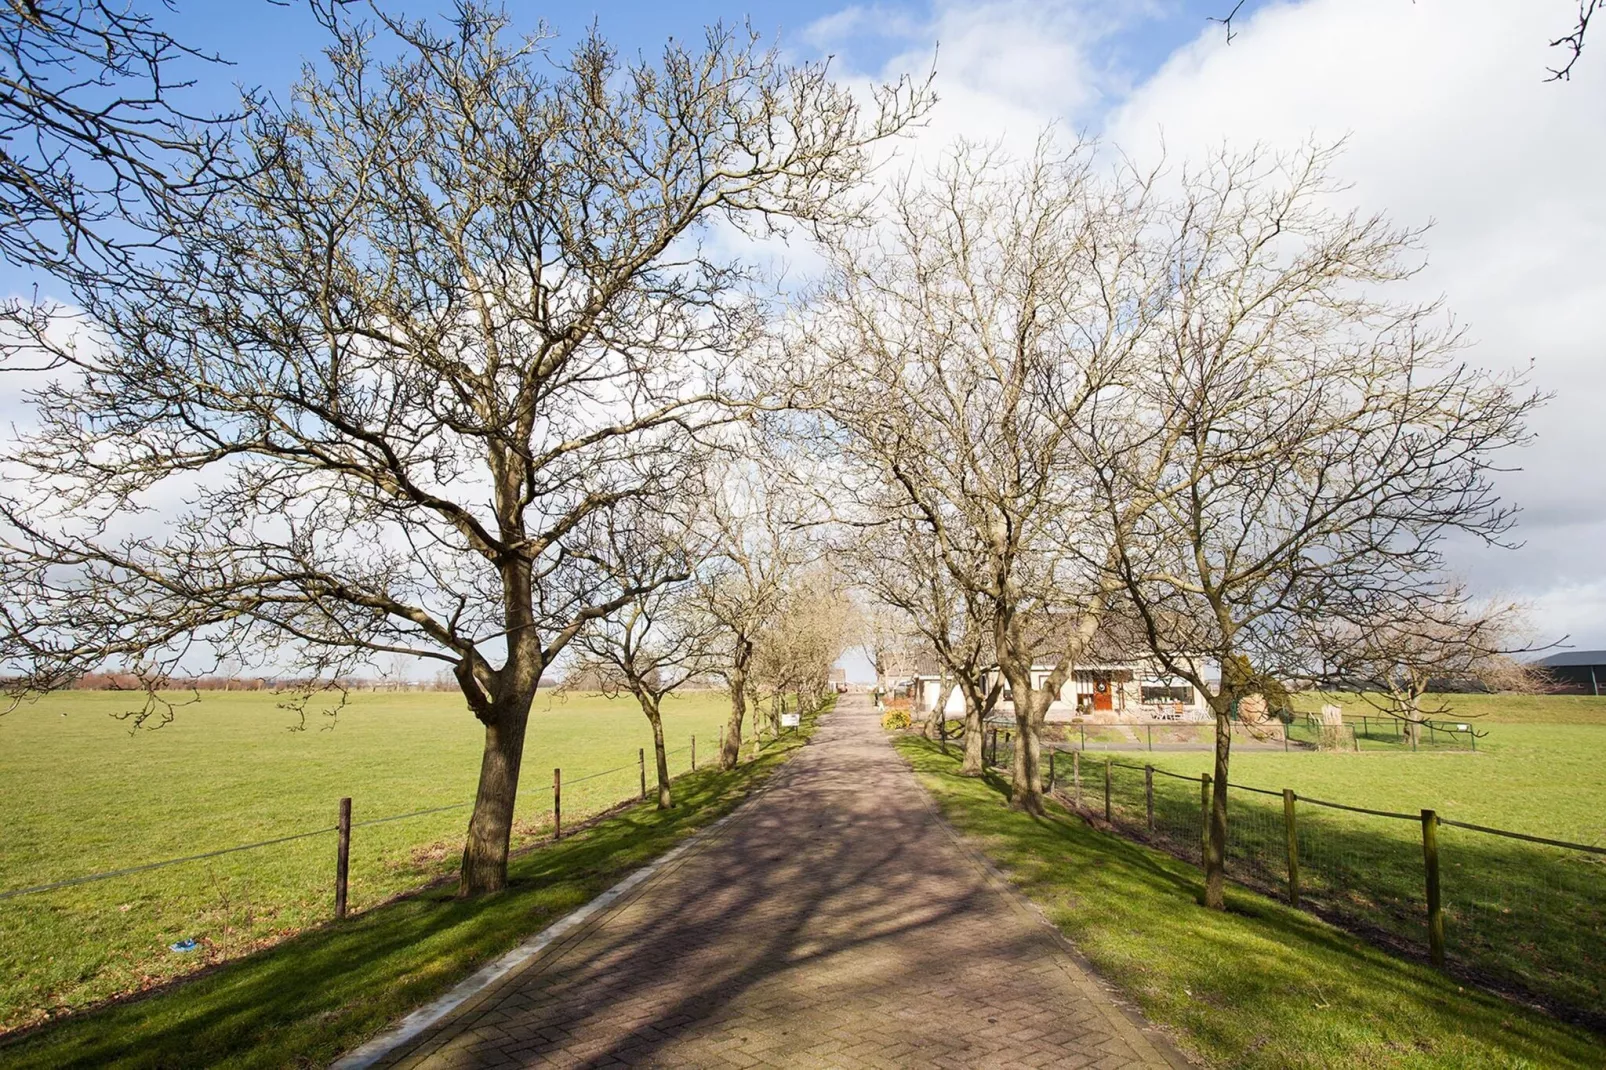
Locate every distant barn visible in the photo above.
<box><xmin>1533</xmin><ymin>651</ymin><xmax>1606</xmax><ymax>695</ymax></box>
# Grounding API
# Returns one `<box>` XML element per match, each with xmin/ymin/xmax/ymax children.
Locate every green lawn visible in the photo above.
<box><xmin>1292</xmin><ymin>690</ymin><xmax>1606</xmax><ymax>726</ymax></box>
<box><xmin>0</xmin><ymin>688</ymin><xmax>734</xmax><ymax>1033</ymax></box>
<box><xmin>0</xmin><ymin>713</ymin><xmax>817</xmax><ymax>1069</ymax></box>
<box><xmin>1052</xmin><ymin>697</ymin><xmax>1606</xmax><ymax>1026</ymax></box>
<box><xmin>898</xmin><ymin>735</ymin><xmax>1605</xmax><ymax>1069</ymax></box>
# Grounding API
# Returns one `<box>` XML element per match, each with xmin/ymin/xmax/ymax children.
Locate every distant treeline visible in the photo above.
<box><xmin>49</xmin><ymin>672</ymin><xmax>728</xmax><ymax>693</ymax></box>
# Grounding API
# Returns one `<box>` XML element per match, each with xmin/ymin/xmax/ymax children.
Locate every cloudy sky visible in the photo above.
<box><xmin>802</xmin><ymin>0</ymin><xmax>1605</xmax><ymax>655</ymax></box>
<box><xmin>6</xmin><ymin>0</ymin><xmax>1602</xmax><ymax>674</ymax></box>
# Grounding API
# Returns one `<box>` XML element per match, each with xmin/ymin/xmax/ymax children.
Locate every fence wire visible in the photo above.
<box><xmin>0</xmin><ymin>727</ymin><xmax>746</xmax><ymax>1035</ymax></box>
<box><xmin>987</xmin><ymin>736</ymin><xmax>1604</xmax><ymax>1024</ymax></box>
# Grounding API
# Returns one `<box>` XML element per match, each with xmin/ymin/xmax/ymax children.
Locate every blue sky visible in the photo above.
<box><xmin>144</xmin><ymin>2</ymin><xmax>1221</xmax><ymax>135</ymax></box>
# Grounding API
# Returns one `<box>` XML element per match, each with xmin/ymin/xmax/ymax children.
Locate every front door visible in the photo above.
<box><xmin>1092</xmin><ymin>674</ymin><xmax>1114</xmax><ymax>711</ymax></box>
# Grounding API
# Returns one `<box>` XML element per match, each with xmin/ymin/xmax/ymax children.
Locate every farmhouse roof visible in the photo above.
<box><xmin>1534</xmin><ymin>650</ymin><xmax>1606</xmax><ymax>667</ymax></box>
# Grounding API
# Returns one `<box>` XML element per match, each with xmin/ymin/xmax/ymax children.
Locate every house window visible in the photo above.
<box><xmin>1141</xmin><ymin>684</ymin><xmax>1194</xmax><ymax>705</ymax></box>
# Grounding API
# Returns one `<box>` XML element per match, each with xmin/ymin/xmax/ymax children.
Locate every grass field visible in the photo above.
<box><xmin>0</xmin><ymin>688</ymin><xmax>735</xmax><ymax>1034</ymax></box>
<box><xmin>0</xmin><ymin>712</ymin><xmax>818</xmax><ymax>1069</ymax></box>
<box><xmin>1065</xmin><ymin>694</ymin><xmax>1606</xmax><ymax>1024</ymax></box>
<box><xmin>897</xmin><ymin>734</ymin><xmax>1605</xmax><ymax>1069</ymax></box>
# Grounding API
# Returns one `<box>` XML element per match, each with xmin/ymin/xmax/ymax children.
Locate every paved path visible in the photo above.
<box><xmin>379</xmin><ymin>697</ymin><xmax>1181</xmax><ymax>1069</ymax></box>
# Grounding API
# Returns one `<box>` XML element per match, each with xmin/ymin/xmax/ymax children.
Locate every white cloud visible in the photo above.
<box><xmin>1102</xmin><ymin>0</ymin><xmax>1606</xmax><ymax>641</ymax></box>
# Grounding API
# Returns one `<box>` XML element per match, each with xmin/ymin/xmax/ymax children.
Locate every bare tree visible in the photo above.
<box><xmin>749</xmin><ymin>563</ymin><xmax>852</xmax><ymax>734</ymax></box>
<box><xmin>572</xmin><ymin>513</ymin><xmax>722</xmax><ymax>809</ymax></box>
<box><xmin>850</xmin><ymin>519</ymin><xmax>999</xmax><ymax>774</ymax></box>
<box><xmin>0</xmin><ymin>4</ymin><xmax>930</xmax><ymax>895</ymax></box>
<box><xmin>0</xmin><ymin>0</ymin><xmax>236</xmax><ymax>280</ymax></box>
<box><xmin>700</xmin><ymin>464</ymin><xmax>817</xmax><ymax>769</ymax></box>
<box><xmin>798</xmin><ymin>138</ymin><xmax>1157</xmax><ymax>814</ymax></box>
<box><xmin>856</xmin><ymin>600</ymin><xmax>919</xmax><ymax>693</ymax></box>
<box><xmin>1081</xmin><ymin>144</ymin><xmax>1541</xmax><ymax>908</ymax></box>
<box><xmin>1324</xmin><ymin>587</ymin><xmax>1545</xmax><ymax>743</ymax></box>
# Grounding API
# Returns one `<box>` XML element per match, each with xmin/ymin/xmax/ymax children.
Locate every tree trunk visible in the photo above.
<box><xmin>958</xmin><ymin>682</ymin><xmax>986</xmax><ymax>775</ymax></box>
<box><xmin>925</xmin><ymin>669</ymin><xmax>948</xmax><ymax>740</ymax></box>
<box><xmin>1010</xmin><ymin>700</ymin><xmax>1044</xmax><ymax>813</ymax></box>
<box><xmin>459</xmin><ymin>694</ymin><xmax>533</xmax><ymax>897</ymax></box>
<box><xmin>641</xmin><ymin>693</ymin><xmax>673</xmax><ymax>809</ymax></box>
<box><xmin>999</xmin><ymin>666</ymin><xmax>1045</xmax><ymax>814</ymax></box>
<box><xmin>720</xmin><ymin>663</ymin><xmax>747</xmax><ymax>769</ymax></box>
<box><xmin>1203</xmin><ymin>708</ymin><xmax>1232</xmax><ymax>909</ymax></box>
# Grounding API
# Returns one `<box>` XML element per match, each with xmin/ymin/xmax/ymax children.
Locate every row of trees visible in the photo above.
<box><xmin>0</xmin><ymin>2</ymin><xmax>1547</xmax><ymax>913</ymax></box>
<box><xmin>799</xmin><ymin>140</ymin><xmax>1540</xmax><ymax>908</ymax></box>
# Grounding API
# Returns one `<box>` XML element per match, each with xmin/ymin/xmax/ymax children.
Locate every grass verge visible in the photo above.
<box><xmin>0</xmin><ymin>711</ymin><xmax>820</xmax><ymax>1070</ymax></box>
<box><xmin>896</xmin><ymin>734</ymin><xmax>1604</xmax><ymax>1070</ymax></box>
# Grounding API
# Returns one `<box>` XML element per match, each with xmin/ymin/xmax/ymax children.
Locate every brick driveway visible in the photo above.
<box><xmin>379</xmin><ymin>697</ymin><xmax>1182</xmax><ymax>1069</ymax></box>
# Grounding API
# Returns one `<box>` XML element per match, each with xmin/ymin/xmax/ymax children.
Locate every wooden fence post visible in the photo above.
<box><xmin>1048</xmin><ymin>750</ymin><xmax>1056</xmax><ymax>791</ymax></box>
<box><xmin>691</xmin><ymin>735</ymin><xmax>696</xmax><ymax>771</ymax></box>
<box><xmin>335</xmin><ymin>797</ymin><xmax>351</xmax><ymax>921</ymax></box>
<box><xmin>1422</xmin><ymin>808</ymin><xmax>1444</xmax><ymax>966</ymax></box>
<box><xmin>1284</xmin><ymin>789</ymin><xmax>1300</xmax><ymax>908</ymax></box>
<box><xmin>1200</xmin><ymin>773</ymin><xmax>1212</xmax><ymax>870</ymax></box>
<box><xmin>1073</xmin><ymin>749</ymin><xmax>1081</xmax><ymax>808</ymax></box>
<box><xmin>1145</xmin><ymin>765</ymin><xmax>1154</xmax><ymax>832</ymax></box>
<box><xmin>1104</xmin><ymin>758</ymin><xmax>1113</xmax><ymax>822</ymax></box>
<box><xmin>639</xmin><ymin>747</ymin><xmax>647</xmax><ymax>799</ymax></box>
<box><xmin>553</xmin><ymin>767</ymin><xmax>562</xmax><ymax>841</ymax></box>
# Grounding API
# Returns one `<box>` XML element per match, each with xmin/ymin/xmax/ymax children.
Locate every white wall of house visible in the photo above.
<box><xmin>976</xmin><ymin>661</ymin><xmax>1212</xmax><ymax>721</ymax></box>
<box><xmin>913</xmin><ymin>676</ymin><xmax>966</xmax><ymax>715</ymax></box>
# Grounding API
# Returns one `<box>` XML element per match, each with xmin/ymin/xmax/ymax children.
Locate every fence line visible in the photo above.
<box><xmin>982</xmin><ymin>731</ymin><xmax>1606</xmax><ymax>1023</ymax></box>
<box><xmin>0</xmin><ymin>826</ymin><xmax>341</xmax><ymax>902</ymax></box>
<box><xmin>0</xmin><ymin>733</ymin><xmax>730</xmax><ymax>904</ymax></box>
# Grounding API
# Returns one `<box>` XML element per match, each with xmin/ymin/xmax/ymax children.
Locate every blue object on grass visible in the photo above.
<box><xmin>169</xmin><ymin>938</ymin><xmax>198</xmax><ymax>953</ymax></box>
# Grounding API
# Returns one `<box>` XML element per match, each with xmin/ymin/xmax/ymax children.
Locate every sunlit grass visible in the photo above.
<box><xmin>898</xmin><ymin>735</ymin><xmax>1603</xmax><ymax>1069</ymax></box>
<box><xmin>0</xmin><ymin>712</ymin><xmax>815</xmax><ymax>1070</ymax></box>
<box><xmin>0</xmin><ymin>688</ymin><xmax>733</xmax><ymax>1032</ymax></box>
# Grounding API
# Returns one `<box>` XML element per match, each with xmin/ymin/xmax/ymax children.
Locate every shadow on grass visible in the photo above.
<box><xmin>1088</xmin><ymin>758</ymin><xmax>1606</xmax><ymax>1026</ymax></box>
<box><xmin>0</xmin><ymin>723</ymin><xmax>817</xmax><ymax>1070</ymax></box>
<box><xmin>898</xmin><ymin>735</ymin><xmax>1605</xmax><ymax>1070</ymax></box>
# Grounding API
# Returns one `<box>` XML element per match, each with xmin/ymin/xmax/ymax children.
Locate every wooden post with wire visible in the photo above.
<box><xmin>639</xmin><ymin>748</ymin><xmax>647</xmax><ymax>799</ymax></box>
<box><xmin>1145</xmin><ymin>765</ymin><xmax>1154</xmax><ymax>832</ymax></box>
<box><xmin>334</xmin><ymin>797</ymin><xmax>351</xmax><ymax>920</ymax></box>
<box><xmin>1200</xmin><ymin>773</ymin><xmax>1212</xmax><ymax>872</ymax></box>
<box><xmin>1422</xmin><ymin>809</ymin><xmax>1444</xmax><ymax>966</ymax></box>
<box><xmin>1284</xmin><ymin>789</ymin><xmax>1300</xmax><ymax>907</ymax></box>
<box><xmin>553</xmin><ymin>768</ymin><xmax>562</xmax><ymax>841</ymax></box>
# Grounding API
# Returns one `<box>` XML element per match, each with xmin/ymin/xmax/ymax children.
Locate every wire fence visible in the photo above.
<box><xmin>986</xmin><ymin>715</ymin><xmax>1479</xmax><ymax>754</ymax></box>
<box><xmin>982</xmin><ymin>729</ymin><xmax>1606</xmax><ymax>1026</ymax></box>
<box><xmin>0</xmin><ymin>726</ymin><xmax>782</xmax><ymax>1034</ymax></box>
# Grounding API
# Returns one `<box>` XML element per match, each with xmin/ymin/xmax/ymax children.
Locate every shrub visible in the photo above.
<box><xmin>881</xmin><ymin>709</ymin><xmax>911</xmax><ymax>730</ymax></box>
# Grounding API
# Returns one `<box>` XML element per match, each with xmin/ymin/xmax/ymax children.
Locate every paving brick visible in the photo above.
<box><xmin>383</xmin><ymin>698</ymin><xmax>1179</xmax><ymax>1069</ymax></box>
